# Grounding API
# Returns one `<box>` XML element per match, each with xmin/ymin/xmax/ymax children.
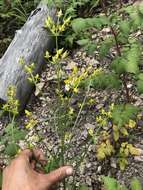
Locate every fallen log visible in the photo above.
<box><xmin>0</xmin><ymin>2</ymin><xmax>56</xmax><ymax>110</ymax></box>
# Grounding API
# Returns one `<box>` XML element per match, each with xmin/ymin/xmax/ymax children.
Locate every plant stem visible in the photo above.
<box><xmin>100</xmin><ymin>0</ymin><xmax>121</xmax><ymax>56</ymax></box>
<box><xmin>100</xmin><ymin>0</ymin><xmax>130</xmax><ymax>102</ymax></box>
<box><xmin>11</xmin><ymin>115</ymin><xmax>15</xmax><ymax>143</ymax></box>
<box><xmin>73</xmin><ymin>83</ymin><xmax>90</xmax><ymax>130</ymax></box>
<box><xmin>61</xmin><ymin>136</ymin><xmax>66</xmax><ymax>190</ymax></box>
<box><xmin>122</xmin><ymin>74</ymin><xmax>130</xmax><ymax>102</ymax></box>
<box><xmin>119</xmin><ymin>0</ymin><xmax>122</xmax><ymax>8</ymax></box>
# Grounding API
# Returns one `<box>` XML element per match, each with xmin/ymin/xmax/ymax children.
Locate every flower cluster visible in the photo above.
<box><xmin>45</xmin><ymin>48</ymin><xmax>68</xmax><ymax>64</ymax></box>
<box><xmin>96</xmin><ymin>103</ymin><xmax>114</xmax><ymax>127</ymax></box>
<box><xmin>64</xmin><ymin>66</ymin><xmax>98</xmax><ymax>93</ymax></box>
<box><xmin>45</xmin><ymin>9</ymin><xmax>71</xmax><ymax>36</ymax></box>
<box><xmin>2</xmin><ymin>86</ymin><xmax>19</xmax><ymax>116</ymax></box>
<box><xmin>25</xmin><ymin>110</ymin><xmax>38</xmax><ymax>129</ymax></box>
<box><xmin>119</xmin><ymin>142</ymin><xmax>140</xmax><ymax>170</ymax></box>
<box><xmin>24</xmin><ymin>63</ymin><xmax>39</xmax><ymax>84</ymax></box>
<box><xmin>19</xmin><ymin>57</ymin><xmax>39</xmax><ymax>84</ymax></box>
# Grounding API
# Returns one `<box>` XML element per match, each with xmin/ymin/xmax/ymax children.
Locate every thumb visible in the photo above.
<box><xmin>40</xmin><ymin>166</ymin><xmax>73</xmax><ymax>188</ymax></box>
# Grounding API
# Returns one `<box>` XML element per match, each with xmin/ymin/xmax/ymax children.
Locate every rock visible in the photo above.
<box><xmin>0</xmin><ymin>2</ymin><xmax>56</xmax><ymax>111</ymax></box>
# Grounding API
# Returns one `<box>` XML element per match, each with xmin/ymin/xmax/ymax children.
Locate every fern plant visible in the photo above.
<box><xmin>70</xmin><ymin>1</ymin><xmax>143</xmax><ymax>103</ymax></box>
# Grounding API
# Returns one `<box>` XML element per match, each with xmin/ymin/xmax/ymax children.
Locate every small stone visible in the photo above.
<box><xmin>134</xmin><ymin>156</ymin><xmax>143</xmax><ymax>162</ymax></box>
<box><xmin>0</xmin><ymin>144</ymin><xmax>5</xmax><ymax>152</ymax></box>
<box><xmin>110</xmin><ymin>158</ymin><xmax>117</xmax><ymax>168</ymax></box>
<box><xmin>96</xmin><ymin>104</ymin><xmax>104</xmax><ymax>110</ymax></box>
<box><xmin>86</xmin><ymin>163</ymin><xmax>92</xmax><ymax>168</ymax></box>
<box><xmin>97</xmin><ymin>166</ymin><xmax>102</xmax><ymax>173</ymax></box>
<box><xmin>86</xmin><ymin>176</ymin><xmax>92</xmax><ymax>186</ymax></box>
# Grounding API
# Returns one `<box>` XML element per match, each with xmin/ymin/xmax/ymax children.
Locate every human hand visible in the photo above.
<box><xmin>2</xmin><ymin>149</ymin><xmax>73</xmax><ymax>190</ymax></box>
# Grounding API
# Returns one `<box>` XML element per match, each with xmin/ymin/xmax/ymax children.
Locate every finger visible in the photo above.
<box><xmin>41</xmin><ymin>166</ymin><xmax>73</xmax><ymax>187</ymax></box>
<box><xmin>19</xmin><ymin>149</ymin><xmax>33</xmax><ymax>159</ymax></box>
<box><xmin>19</xmin><ymin>149</ymin><xmax>47</xmax><ymax>165</ymax></box>
<box><xmin>32</xmin><ymin>149</ymin><xmax>47</xmax><ymax>165</ymax></box>
<box><xmin>31</xmin><ymin>160</ymin><xmax>36</xmax><ymax>169</ymax></box>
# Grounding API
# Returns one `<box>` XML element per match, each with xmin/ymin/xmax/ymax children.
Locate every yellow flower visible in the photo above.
<box><xmin>61</xmin><ymin>50</ymin><xmax>68</xmax><ymax>59</ymax></box>
<box><xmin>25</xmin><ymin>119</ymin><xmax>38</xmax><ymax>129</ymax></box>
<box><xmin>64</xmin><ymin>132</ymin><xmax>72</xmax><ymax>142</ymax></box>
<box><xmin>63</xmin><ymin>17</ymin><xmax>71</xmax><ymax>25</ymax></box>
<box><xmin>59</xmin><ymin>25</ymin><xmax>65</xmax><ymax>32</ymax></box>
<box><xmin>45</xmin><ymin>51</ymin><xmax>51</xmax><ymax>59</ymax></box>
<box><xmin>24</xmin><ymin>65</ymin><xmax>32</xmax><ymax>73</ymax></box>
<box><xmin>57</xmin><ymin>48</ymin><xmax>64</xmax><ymax>56</ymax></box>
<box><xmin>19</xmin><ymin>57</ymin><xmax>25</xmax><ymax>65</ymax></box>
<box><xmin>69</xmin><ymin>107</ymin><xmax>74</xmax><ymax>115</ymax></box>
<box><xmin>57</xmin><ymin>9</ymin><xmax>63</xmax><ymax>18</ymax></box>
<box><xmin>96</xmin><ymin>116</ymin><xmax>102</xmax><ymax>122</ymax></box>
<box><xmin>45</xmin><ymin>16</ymin><xmax>53</xmax><ymax>29</ymax></box>
<box><xmin>25</xmin><ymin>110</ymin><xmax>32</xmax><ymax>116</ymax></box>
<box><xmin>107</xmin><ymin>111</ymin><xmax>112</xmax><ymax>118</ymax></box>
<box><xmin>128</xmin><ymin>119</ymin><xmax>136</xmax><ymax>128</ymax></box>
<box><xmin>88</xmin><ymin>128</ymin><xmax>94</xmax><ymax>137</ymax></box>
<box><xmin>109</xmin><ymin>103</ymin><xmax>114</xmax><ymax>111</ymax></box>
<box><xmin>101</xmin><ymin>109</ymin><xmax>106</xmax><ymax>115</ymax></box>
<box><xmin>101</xmin><ymin>119</ymin><xmax>107</xmax><ymax>126</ymax></box>
<box><xmin>73</xmin><ymin>87</ymin><xmax>78</xmax><ymax>93</ymax></box>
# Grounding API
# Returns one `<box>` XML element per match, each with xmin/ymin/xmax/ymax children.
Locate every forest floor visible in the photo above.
<box><xmin>1</xmin><ymin>0</ymin><xmax>143</xmax><ymax>189</ymax></box>
<box><xmin>0</xmin><ymin>47</ymin><xmax>143</xmax><ymax>189</ymax></box>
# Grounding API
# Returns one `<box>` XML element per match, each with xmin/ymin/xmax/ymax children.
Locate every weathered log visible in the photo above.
<box><xmin>0</xmin><ymin>2</ymin><xmax>56</xmax><ymax>110</ymax></box>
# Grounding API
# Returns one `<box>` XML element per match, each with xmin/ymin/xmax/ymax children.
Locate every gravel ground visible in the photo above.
<box><xmin>0</xmin><ymin>48</ymin><xmax>143</xmax><ymax>189</ymax></box>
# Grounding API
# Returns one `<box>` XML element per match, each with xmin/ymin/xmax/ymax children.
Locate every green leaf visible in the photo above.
<box><xmin>118</xmin><ymin>157</ymin><xmax>128</xmax><ymax>171</ymax></box>
<box><xmin>99</xmin><ymin>37</ymin><xmax>114</xmax><ymax>57</ymax></box>
<box><xmin>5</xmin><ymin>143</ymin><xmax>19</xmax><ymax>157</ymax></box>
<box><xmin>5</xmin><ymin>123</ymin><xmax>16</xmax><ymax>134</ymax></box>
<box><xmin>79</xmin><ymin>184</ymin><xmax>89</xmax><ymax>190</ymax></box>
<box><xmin>139</xmin><ymin>3</ymin><xmax>143</xmax><ymax>15</ymax></box>
<box><xmin>44</xmin><ymin>156</ymin><xmax>60</xmax><ymax>173</ymax></box>
<box><xmin>112</xmin><ymin>104</ymin><xmax>139</xmax><ymax>127</ymax></box>
<box><xmin>89</xmin><ymin>72</ymin><xmax>121</xmax><ymax>90</ymax></box>
<box><xmin>4</xmin><ymin>123</ymin><xmax>27</xmax><ymax>142</ymax></box>
<box><xmin>72</xmin><ymin>18</ymin><xmax>87</xmax><ymax>33</ymax></box>
<box><xmin>71</xmin><ymin>18</ymin><xmax>88</xmax><ymax>33</ymax></box>
<box><xmin>84</xmin><ymin>43</ymin><xmax>97</xmax><ymax>54</ymax></box>
<box><xmin>111</xmin><ymin>57</ymin><xmax>126</xmax><ymax>74</ymax></box>
<box><xmin>137</xmin><ymin>80</ymin><xmax>143</xmax><ymax>94</ymax></box>
<box><xmin>138</xmin><ymin>73</ymin><xmax>143</xmax><ymax>80</ymax></box>
<box><xmin>14</xmin><ymin>129</ymin><xmax>27</xmax><ymax>141</ymax></box>
<box><xmin>77</xmin><ymin>39</ymin><xmax>90</xmax><ymax>46</ymax></box>
<box><xmin>131</xmin><ymin>178</ymin><xmax>142</xmax><ymax>190</ymax></box>
<box><xmin>72</xmin><ymin>16</ymin><xmax>109</xmax><ymax>33</ymax></box>
<box><xmin>112</xmin><ymin>42</ymin><xmax>141</xmax><ymax>75</ymax></box>
<box><xmin>125</xmin><ymin>43</ymin><xmax>141</xmax><ymax>74</ymax></box>
<box><xmin>102</xmin><ymin>176</ymin><xmax>118</xmax><ymax>190</ymax></box>
<box><xmin>119</xmin><ymin>20</ymin><xmax>131</xmax><ymax>35</ymax></box>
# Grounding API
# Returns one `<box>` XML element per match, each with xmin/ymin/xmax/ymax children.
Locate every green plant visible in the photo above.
<box><xmin>1</xmin><ymin>0</ymin><xmax>143</xmax><ymax>189</ymax></box>
<box><xmin>0</xmin><ymin>0</ymin><xmax>38</xmax><ymax>56</ymax></box>
<box><xmin>90</xmin><ymin>103</ymin><xmax>141</xmax><ymax>170</ymax></box>
<box><xmin>0</xmin><ymin>86</ymin><xmax>27</xmax><ymax>157</ymax></box>
<box><xmin>71</xmin><ymin>1</ymin><xmax>143</xmax><ymax>102</ymax></box>
<box><xmin>43</xmin><ymin>9</ymin><xmax>103</xmax><ymax>189</ymax></box>
<box><xmin>102</xmin><ymin>176</ymin><xmax>142</xmax><ymax>190</ymax></box>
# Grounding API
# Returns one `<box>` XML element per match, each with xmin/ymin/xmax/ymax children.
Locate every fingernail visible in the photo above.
<box><xmin>66</xmin><ymin>167</ymin><xmax>73</xmax><ymax>175</ymax></box>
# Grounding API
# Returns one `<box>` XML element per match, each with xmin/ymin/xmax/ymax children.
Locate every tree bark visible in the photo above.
<box><xmin>0</xmin><ymin>2</ymin><xmax>56</xmax><ymax>111</ymax></box>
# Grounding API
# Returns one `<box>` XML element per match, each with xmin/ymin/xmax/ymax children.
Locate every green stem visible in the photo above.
<box><xmin>73</xmin><ymin>83</ymin><xmax>91</xmax><ymax>130</ymax></box>
<box><xmin>11</xmin><ymin>115</ymin><xmax>16</xmax><ymax>144</ymax></box>
<box><xmin>100</xmin><ymin>0</ymin><xmax>130</xmax><ymax>102</ymax></box>
<box><xmin>61</xmin><ymin>135</ymin><xmax>66</xmax><ymax>190</ymax></box>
